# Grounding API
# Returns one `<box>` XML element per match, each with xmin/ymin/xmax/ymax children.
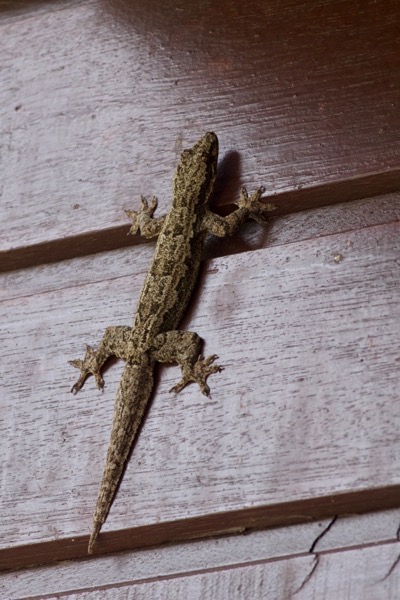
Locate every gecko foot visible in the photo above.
<box><xmin>125</xmin><ymin>196</ymin><xmax>158</xmax><ymax>236</ymax></box>
<box><xmin>236</xmin><ymin>186</ymin><xmax>276</xmax><ymax>224</ymax></box>
<box><xmin>170</xmin><ymin>354</ymin><xmax>223</xmax><ymax>397</ymax></box>
<box><xmin>69</xmin><ymin>344</ymin><xmax>104</xmax><ymax>394</ymax></box>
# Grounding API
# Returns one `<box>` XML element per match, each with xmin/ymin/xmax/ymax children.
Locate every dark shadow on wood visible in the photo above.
<box><xmin>2</xmin><ymin>169</ymin><xmax>400</xmax><ymax>273</ymax></box>
<box><xmin>0</xmin><ymin>0</ymin><xmax>71</xmax><ymax>15</ymax></box>
<box><xmin>2</xmin><ymin>484</ymin><xmax>400</xmax><ymax>571</ymax></box>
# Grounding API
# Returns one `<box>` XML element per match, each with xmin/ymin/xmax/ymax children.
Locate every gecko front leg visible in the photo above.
<box><xmin>125</xmin><ymin>196</ymin><xmax>166</xmax><ymax>238</ymax></box>
<box><xmin>202</xmin><ymin>186</ymin><xmax>276</xmax><ymax>237</ymax></box>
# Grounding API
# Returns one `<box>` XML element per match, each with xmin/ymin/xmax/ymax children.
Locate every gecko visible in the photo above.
<box><xmin>69</xmin><ymin>132</ymin><xmax>275</xmax><ymax>554</ymax></box>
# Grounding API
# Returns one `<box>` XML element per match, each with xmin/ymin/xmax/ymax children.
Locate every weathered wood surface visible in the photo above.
<box><xmin>31</xmin><ymin>544</ymin><xmax>400</xmax><ymax>600</ymax></box>
<box><xmin>1</xmin><ymin>0</ymin><xmax>400</xmax><ymax>270</ymax></box>
<box><xmin>2</xmin><ymin>194</ymin><xmax>400</xmax><ymax>304</ymax></box>
<box><xmin>2</xmin><ymin>510</ymin><xmax>400</xmax><ymax>599</ymax></box>
<box><xmin>2</xmin><ymin>0</ymin><xmax>400</xmax><ymax>594</ymax></box>
<box><xmin>1</xmin><ymin>218</ymin><xmax>399</xmax><ymax>568</ymax></box>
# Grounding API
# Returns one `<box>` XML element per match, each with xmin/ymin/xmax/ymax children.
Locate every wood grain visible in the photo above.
<box><xmin>32</xmin><ymin>543</ymin><xmax>400</xmax><ymax>600</ymax></box>
<box><xmin>2</xmin><ymin>194</ymin><xmax>399</xmax><ymax>304</ymax></box>
<box><xmin>1</xmin><ymin>0</ymin><xmax>400</xmax><ymax>270</ymax></box>
<box><xmin>1</xmin><ymin>220</ymin><xmax>399</xmax><ymax>568</ymax></box>
<box><xmin>2</xmin><ymin>0</ymin><xmax>400</xmax><ymax>592</ymax></box>
<box><xmin>3</xmin><ymin>509</ymin><xmax>400</xmax><ymax>599</ymax></box>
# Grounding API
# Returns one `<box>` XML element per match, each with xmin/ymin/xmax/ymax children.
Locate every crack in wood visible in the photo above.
<box><xmin>292</xmin><ymin>516</ymin><xmax>338</xmax><ymax>596</ymax></box>
<box><xmin>380</xmin><ymin>520</ymin><xmax>400</xmax><ymax>581</ymax></box>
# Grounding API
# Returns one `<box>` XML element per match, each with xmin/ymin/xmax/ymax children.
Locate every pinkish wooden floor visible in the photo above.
<box><xmin>1</xmin><ymin>0</ymin><xmax>400</xmax><ymax>597</ymax></box>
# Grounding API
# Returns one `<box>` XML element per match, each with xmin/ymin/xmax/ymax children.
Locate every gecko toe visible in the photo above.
<box><xmin>170</xmin><ymin>354</ymin><xmax>222</xmax><ymax>395</ymax></box>
<box><xmin>69</xmin><ymin>345</ymin><xmax>104</xmax><ymax>393</ymax></box>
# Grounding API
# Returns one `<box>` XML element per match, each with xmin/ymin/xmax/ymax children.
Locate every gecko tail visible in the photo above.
<box><xmin>87</xmin><ymin>361</ymin><xmax>154</xmax><ymax>556</ymax></box>
<box><xmin>88</xmin><ymin>521</ymin><xmax>102</xmax><ymax>554</ymax></box>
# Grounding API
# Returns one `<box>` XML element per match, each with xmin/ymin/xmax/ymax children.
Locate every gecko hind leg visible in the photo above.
<box><xmin>69</xmin><ymin>325</ymin><xmax>132</xmax><ymax>394</ymax></box>
<box><xmin>171</xmin><ymin>353</ymin><xmax>222</xmax><ymax>396</ymax></box>
<box><xmin>149</xmin><ymin>331</ymin><xmax>223</xmax><ymax>397</ymax></box>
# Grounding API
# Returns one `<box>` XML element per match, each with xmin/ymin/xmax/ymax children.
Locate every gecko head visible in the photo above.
<box><xmin>174</xmin><ymin>132</ymin><xmax>219</xmax><ymax>207</ymax></box>
<box><xmin>181</xmin><ymin>132</ymin><xmax>218</xmax><ymax>168</ymax></box>
<box><xmin>181</xmin><ymin>132</ymin><xmax>218</xmax><ymax>167</ymax></box>
<box><xmin>194</xmin><ymin>132</ymin><xmax>219</xmax><ymax>160</ymax></box>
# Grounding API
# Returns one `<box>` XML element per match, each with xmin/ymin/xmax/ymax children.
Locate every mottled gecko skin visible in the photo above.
<box><xmin>69</xmin><ymin>132</ymin><xmax>275</xmax><ymax>554</ymax></box>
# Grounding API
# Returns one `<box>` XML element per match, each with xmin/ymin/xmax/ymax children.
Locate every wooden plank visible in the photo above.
<box><xmin>1</xmin><ymin>0</ymin><xmax>400</xmax><ymax>270</ymax></box>
<box><xmin>0</xmin><ymin>519</ymin><xmax>327</xmax><ymax>598</ymax></box>
<box><xmin>0</xmin><ymin>0</ymin><xmax>77</xmax><ymax>21</ymax></box>
<box><xmin>4</xmin><ymin>538</ymin><xmax>400</xmax><ymax>599</ymax></box>
<box><xmin>3</xmin><ymin>508</ymin><xmax>400</xmax><ymax>599</ymax></box>
<box><xmin>2</xmin><ymin>194</ymin><xmax>399</xmax><ymax>304</ymax></box>
<box><xmin>45</xmin><ymin>543</ymin><xmax>400</xmax><ymax>599</ymax></box>
<box><xmin>0</xmin><ymin>220</ymin><xmax>399</xmax><ymax>568</ymax></box>
<box><xmin>205</xmin><ymin>192</ymin><xmax>400</xmax><ymax>261</ymax></box>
